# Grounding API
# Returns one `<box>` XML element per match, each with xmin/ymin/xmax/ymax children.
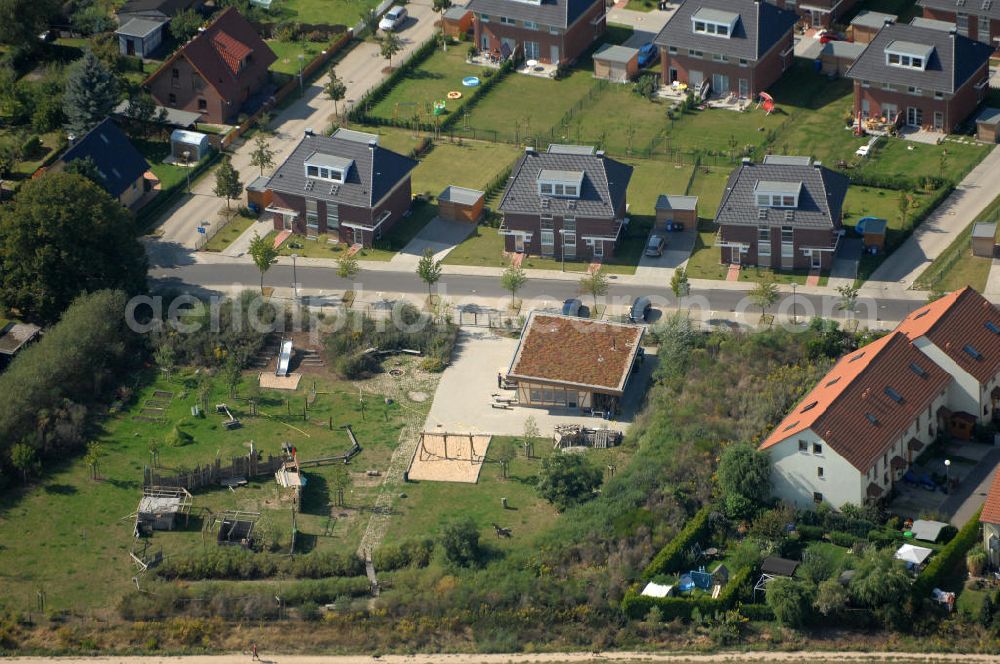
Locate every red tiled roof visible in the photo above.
<box><xmin>146</xmin><ymin>7</ymin><xmax>276</xmax><ymax>104</ymax></box>
<box><xmin>982</xmin><ymin>470</ymin><xmax>1000</xmax><ymax>524</ymax></box>
<box><xmin>760</xmin><ymin>332</ymin><xmax>950</xmax><ymax>471</ymax></box>
<box><xmin>897</xmin><ymin>286</ymin><xmax>1000</xmax><ymax>385</ymax></box>
<box><xmin>507</xmin><ymin>313</ymin><xmax>643</xmax><ymax>396</ymax></box>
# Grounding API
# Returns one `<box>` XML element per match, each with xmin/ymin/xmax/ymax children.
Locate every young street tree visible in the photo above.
<box><xmin>213</xmin><ymin>156</ymin><xmax>243</xmax><ymax>210</ymax></box>
<box><xmin>325</xmin><ymin>71</ymin><xmax>347</xmax><ymax>118</ymax></box>
<box><xmin>670</xmin><ymin>266</ymin><xmax>689</xmax><ymax>308</ymax></box>
<box><xmin>500</xmin><ymin>264</ymin><xmax>527</xmax><ymax>308</ymax></box>
<box><xmin>84</xmin><ymin>441</ymin><xmax>103</xmax><ymax>480</ymax></box>
<box><xmin>380</xmin><ymin>32</ymin><xmax>402</xmax><ymax>69</ymax></box>
<box><xmin>63</xmin><ymin>49</ymin><xmax>119</xmax><ymax>137</ymax></box>
<box><xmin>0</xmin><ymin>172</ymin><xmax>147</xmax><ymax>324</ymax></box>
<box><xmin>248</xmin><ymin>232</ymin><xmax>279</xmax><ymax>294</ymax></box>
<box><xmin>578</xmin><ymin>267</ymin><xmax>609</xmax><ymax>310</ymax></box>
<box><xmin>749</xmin><ymin>277</ymin><xmax>779</xmax><ymax>319</ymax></box>
<box><xmin>837</xmin><ymin>284</ymin><xmax>860</xmax><ymax>316</ymax></box>
<box><xmin>249</xmin><ymin>135</ymin><xmax>275</xmax><ymax>176</ymax></box>
<box><xmin>416</xmin><ymin>248</ymin><xmax>442</xmax><ymax>299</ymax></box>
<box><xmin>336</xmin><ymin>253</ymin><xmax>360</xmax><ymax>280</ymax></box>
<box><xmin>10</xmin><ymin>442</ymin><xmax>38</xmax><ymax>483</ymax></box>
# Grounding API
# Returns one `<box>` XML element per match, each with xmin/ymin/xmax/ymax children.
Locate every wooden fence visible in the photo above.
<box><xmin>143</xmin><ymin>454</ymin><xmax>284</xmax><ymax>491</ymax></box>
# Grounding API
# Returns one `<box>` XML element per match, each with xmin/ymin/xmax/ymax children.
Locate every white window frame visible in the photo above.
<box><xmin>327</xmin><ymin>203</ymin><xmax>339</xmax><ymax>229</ymax></box>
<box><xmin>500</xmin><ymin>16</ymin><xmax>515</xmax><ymax>25</ymax></box>
<box><xmin>305</xmin><ymin>199</ymin><xmax>319</xmax><ymax>228</ymax></box>
<box><xmin>524</xmin><ymin>20</ymin><xmax>538</xmax><ymax>30</ymax></box>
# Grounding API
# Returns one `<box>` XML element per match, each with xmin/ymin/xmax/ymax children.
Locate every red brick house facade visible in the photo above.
<box><xmin>654</xmin><ymin>0</ymin><xmax>798</xmax><ymax>98</ymax></box>
<box><xmin>846</xmin><ymin>23</ymin><xmax>992</xmax><ymax>132</ymax></box>
<box><xmin>919</xmin><ymin>0</ymin><xmax>1000</xmax><ymax>49</ymax></box>
<box><xmin>715</xmin><ymin>156</ymin><xmax>850</xmax><ymax>272</ymax></box>
<box><xmin>498</xmin><ymin>145</ymin><xmax>632</xmax><ymax>262</ymax></box>
<box><xmin>265</xmin><ymin>129</ymin><xmax>418</xmax><ymax>248</ymax></box>
<box><xmin>145</xmin><ymin>8</ymin><xmax>276</xmax><ymax>124</ymax></box>
<box><xmin>468</xmin><ymin>0</ymin><xmax>605</xmax><ymax>65</ymax></box>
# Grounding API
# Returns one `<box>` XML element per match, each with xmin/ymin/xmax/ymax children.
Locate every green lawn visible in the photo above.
<box><xmin>441</xmin><ymin>224</ymin><xmax>506</xmax><ymax>267</ymax></box>
<box><xmin>271</xmin><ymin>0</ymin><xmax>379</xmax><ymax>29</ymax></box>
<box><xmin>384</xmin><ymin>436</ymin><xmax>630</xmax><ymax>555</ymax></box>
<box><xmin>461</xmin><ymin>67</ymin><xmax>597</xmax><ymax>144</ymax></box>
<box><xmin>367</xmin><ymin>47</ymin><xmax>482</xmax><ymax>123</ymax></box>
<box><xmin>202</xmin><ymin>213</ymin><xmax>256</xmax><ymax>252</ymax></box>
<box><xmin>267</xmin><ymin>39</ymin><xmax>328</xmax><ymax>75</ymax></box>
<box><xmin>663</xmin><ymin>105</ymin><xmax>786</xmax><ymax>158</ymax></box>
<box><xmin>0</xmin><ymin>130</ymin><xmax>63</xmax><ymax>180</ymax></box>
<box><xmin>567</xmin><ymin>84</ymin><xmax>669</xmax><ymax>156</ymax></box>
<box><xmin>133</xmin><ymin>137</ymin><xmax>192</xmax><ymax>190</ymax></box>
<box><xmin>625</xmin><ymin>158</ymin><xmax>694</xmax><ymax>216</ymax></box>
<box><xmin>410</xmin><ymin>139</ymin><xmax>523</xmax><ymax>197</ymax></box>
<box><xmin>0</xmin><ymin>367</ymin><xmax>414</xmax><ymax>612</ymax></box>
<box><xmin>915</xmin><ymin>191</ymin><xmax>1000</xmax><ymax>293</ymax></box>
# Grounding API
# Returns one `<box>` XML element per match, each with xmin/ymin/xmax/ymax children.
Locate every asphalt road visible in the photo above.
<box><xmin>150</xmin><ymin>261</ymin><xmax>925</xmax><ymax>327</ymax></box>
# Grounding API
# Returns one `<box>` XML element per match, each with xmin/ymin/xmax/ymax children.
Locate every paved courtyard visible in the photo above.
<box><xmin>423</xmin><ymin>328</ymin><xmax>656</xmax><ymax>437</ymax></box>
<box><xmin>391</xmin><ymin>217</ymin><xmax>477</xmax><ymax>267</ymax></box>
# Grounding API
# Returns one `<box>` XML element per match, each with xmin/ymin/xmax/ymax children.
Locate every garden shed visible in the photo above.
<box><xmin>849</xmin><ymin>10</ymin><xmax>896</xmax><ymax>44</ymax></box>
<box><xmin>819</xmin><ymin>41</ymin><xmax>866</xmax><ymax>76</ymax></box>
<box><xmin>975</xmin><ymin>107</ymin><xmax>1000</xmax><ymax>143</ymax></box>
<box><xmin>972</xmin><ymin>223</ymin><xmax>996</xmax><ymax>257</ymax></box>
<box><xmin>246</xmin><ymin>175</ymin><xmax>274</xmax><ymax>213</ymax></box>
<box><xmin>442</xmin><ymin>5</ymin><xmax>473</xmax><ymax>38</ymax></box>
<box><xmin>0</xmin><ymin>322</ymin><xmax>40</xmax><ymax>370</ymax></box>
<box><xmin>861</xmin><ymin>217</ymin><xmax>887</xmax><ymax>252</ymax></box>
<box><xmin>593</xmin><ymin>45</ymin><xmax>639</xmax><ymax>83</ymax></box>
<box><xmin>438</xmin><ymin>185</ymin><xmax>485</xmax><ymax>223</ymax></box>
<box><xmin>655</xmin><ymin>194</ymin><xmax>697</xmax><ymax>230</ymax></box>
<box><xmin>170</xmin><ymin>129</ymin><xmax>211</xmax><ymax>162</ymax></box>
<box><xmin>135</xmin><ymin>486</ymin><xmax>192</xmax><ymax>534</ymax></box>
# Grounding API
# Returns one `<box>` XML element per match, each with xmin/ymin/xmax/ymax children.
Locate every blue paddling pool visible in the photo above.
<box><xmin>462</xmin><ymin>76</ymin><xmax>480</xmax><ymax>87</ymax></box>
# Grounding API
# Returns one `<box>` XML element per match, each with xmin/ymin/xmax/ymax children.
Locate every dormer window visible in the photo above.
<box><xmin>304</xmin><ymin>152</ymin><xmax>354</xmax><ymax>183</ymax></box>
<box><xmin>885</xmin><ymin>41</ymin><xmax>932</xmax><ymax>71</ymax></box>
<box><xmin>691</xmin><ymin>7</ymin><xmax>737</xmax><ymax>38</ymax></box>
<box><xmin>754</xmin><ymin>181</ymin><xmax>801</xmax><ymax>208</ymax></box>
<box><xmin>537</xmin><ymin>169</ymin><xmax>583</xmax><ymax>199</ymax></box>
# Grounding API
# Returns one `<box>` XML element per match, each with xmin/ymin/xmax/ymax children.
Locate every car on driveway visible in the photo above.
<box><xmin>379</xmin><ymin>6</ymin><xmax>407</xmax><ymax>31</ymax></box>
<box><xmin>629</xmin><ymin>296</ymin><xmax>652</xmax><ymax>323</ymax></box>
<box><xmin>637</xmin><ymin>43</ymin><xmax>658</xmax><ymax>69</ymax></box>
<box><xmin>645</xmin><ymin>234</ymin><xmax>666</xmax><ymax>257</ymax></box>
<box><xmin>562</xmin><ymin>298</ymin><xmax>584</xmax><ymax>317</ymax></box>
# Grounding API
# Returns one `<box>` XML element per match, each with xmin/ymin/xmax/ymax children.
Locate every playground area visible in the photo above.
<box><xmin>406</xmin><ymin>432</ymin><xmax>492</xmax><ymax>483</ymax></box>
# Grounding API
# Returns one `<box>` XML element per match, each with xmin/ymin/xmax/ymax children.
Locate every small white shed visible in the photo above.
<box><xmin>170</xmin><ymin>129</ymin><xmax>211</xmax><ymax>162</ymax></box>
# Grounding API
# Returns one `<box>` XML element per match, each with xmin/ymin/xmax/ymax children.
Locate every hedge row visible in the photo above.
<box><xmin>348</xmin><ymin>38</ymin><xmax>439</xmax><ymax>125</ymax></box>
<box><xmin>912</xmin><ymin>507</ymin><xmax>982</xmax><ymax>600</ymax></box>
<box><xmin>155</xmin><ymin>548</ymin><xmax>365</xmax><ymax>580</ymax></box>
<box><xmin>846</xmin><ymin>171</ymin><xmax>949</xmax><ymax>192</ymax></box>
<box><xmin>621</xmin><ymin>564</ymin><xmax>754</xmax><ymax>621</ymax></box>
<box><xmin>643</xmin><ymin>504</ymin><xmax>713</xmax><ymax>577</ymax></box>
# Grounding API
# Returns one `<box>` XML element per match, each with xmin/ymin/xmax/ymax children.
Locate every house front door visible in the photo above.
<box><xmin>689</xmin><ymin>70</ymin><xmax>703</xmax><ymax>88</ymax></box>
<box><xmin>126</xmin><ymin>38</ymin><xmax>136</xmax><ymax>56</ymax></box>
<box><xmin>731</xmin><ymin>247</ymin><xmax>741</xmax><ymax>264</ymax></box>
<box><xmin>811</xmin><ymin>252</ymin><xmax>821</xmax><ymax>269</ymax></box>
<box><xmin>934</xmin><ymin>111</ymin><xmax>944</xmax><ymax>131</ymax></box>
<box><xmin>353</xmin><ymin>228</ymin><xmax>364</xmax><ymax>245</ymax></box>
<box><xmin>514</xmin><ymin>234</ymin><xmax>525</xmax><ymax>253</ymax></box>
<box><xmin>550</xmin><ymin>44</ymin><xmax>559</xmax><ymax>64</ymax></box>
<box><xmin>906</xmin><ymin>106</ymin><xmax>923</xmax><ymax>127</ymax></box>
<box><xmin>481</xmin><ymin>34</ymin><xmax>489</xmax><ymax>50</ymax></box>
<box><xmin>593</xmin><ymin>240</ymin><xmax>604</xmax><ymax>258</ymax></box>
<box><xmin>668</xmin><ymin>67</ymin><xmax>678</xmax><ymax>83</ymax></box>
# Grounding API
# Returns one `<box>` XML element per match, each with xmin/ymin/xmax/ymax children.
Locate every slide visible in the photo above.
<box><xmin>276</xmin><ymin>339</ymin><xmax>293</xmax><ymax>377</ymax></box>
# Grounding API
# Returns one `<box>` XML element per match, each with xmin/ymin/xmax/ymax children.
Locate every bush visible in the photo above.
<box><xmin>828</xmin><ymin>531</ymin><xmax>857</xmax><ymax>548</ymax></box>
<box><xmin>913</xmin><ymin>508</ymin><xmax>982</xmax><ymax>601</ymax></box>
<box><xmin>439</xmin><ymin>517</ymin><xmax>482</xmax><ymax>568</ymax></box>
<box><xmin>766</xmin><ymin>577</ymin><xmax>814</xmax><ymax>628</ymax></box>
<box><xmin>796</xmin><ymin>524</ymin><xmax>824</xmax><ymax>541</ymax></box>
<box><xmin>373</xmin><ymin>539</ymin><xmax>434</xmax><ymax>571</ymax></box>
<box><xmin>644</xmin><ymin>505</ymin><xmax>713</xmax><ymax>576</ymax></box>
<box><xmin>156</xmin><ymin>549</ymin><xmax>364</xmax><ymax>580</ymax></box>
<box><xmin>536</xmin><ymin>452</ymin><xmax>603</xmax><ymax>511</ymax></box>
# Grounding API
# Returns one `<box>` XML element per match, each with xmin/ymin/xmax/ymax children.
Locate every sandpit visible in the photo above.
<box><xmin>406</xmin><ymin>432</ymin><xmax>492</xmax><ymax>483</ymax></box>
<box><xmin>259</xmin><ymin>372</ymin><xmax>302</xmax><ymax>390</ymax></box>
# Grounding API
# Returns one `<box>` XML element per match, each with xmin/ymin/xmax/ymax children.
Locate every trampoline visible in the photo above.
<box><xmin>678</xmin><ymin>574</ymin><xmax>695</xmax><ymax>592</ymax></box>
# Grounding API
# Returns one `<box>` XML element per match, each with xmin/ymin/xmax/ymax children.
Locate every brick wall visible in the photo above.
<box><xmin>719</xmin><ymin>224</ymin><xmax>838</xmax><ymax>270</ymax></box>
<box><xmin>148</xmin><ymin>55</ymin><xmax>228</xmax><ymax>124</ymax></box>
<box><xmin>659</xmin><ymin>30</ymin><xmax>792</xmax><ymax>96</ymax></box>
<box><xmin>501</xmin><ymin>212</ymin><xmax>622</xmax><ymax>259</ymax></box>
<box><xmin>474</xmin><ymin>0</ymin><xmax>604</xmax><ymax>64</ymax></box>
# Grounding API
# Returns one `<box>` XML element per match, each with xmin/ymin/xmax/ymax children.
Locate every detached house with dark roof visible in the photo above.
<box><xmin>714</xmin><ymin>155</ymin><xmax>849</xmax><ymax>271</ymax></box>
<box><xmin>54</xmin><ymin>118</ymin><xmax>151</xmax><ymax>208</ymax></box>
<box><xmin>919</xmin><ymin>0</ymin><xmax>1000</xmax><ymax>50</ymax></box>
<box><xmin>761</xmin><ymin>286</ymin><xmax>1000</xmax><ymax>509</ymax></box>
<box><xmin>846</xmin><ymin>21</ymin><xmax>991</xmax><ymax>132</ymax></box>
<box><xmin>653</xmin><ymin>0</ymin><xmax>797</xmax><ymax>98</ymax></box>
<box><xmin>497</xmin><ymin>144</ymin><xmax>632</xmax><ymax>261</ymax></box>
<box><xmin>468</xmin><ymin>0</ymin><xmax>606</xmax><ymax>65</ymax></box>
<box><xmin>265</xmin><ymin>129</ymin><xmax>418</xmax><ymax>248</ymax></box>
<box><xmin>145</xmin><ymin>7</ymin><xmax>276</xmax><ymax>124</ymax></box>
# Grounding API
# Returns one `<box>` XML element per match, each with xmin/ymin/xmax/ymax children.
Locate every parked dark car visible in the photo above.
<box><xmin>629</xmin><ymin>296</ymin><xmax>652</xmax><ymax>323</ymax></box>
<box><xmin>637</xmin><ymin>43</ymin><xmax>658</xmax><ymax>69</ymax></box>
<box><xmin>562</xmin><ymin>298</ymin><xmax>584</xmax><ymax>317</ymax></box>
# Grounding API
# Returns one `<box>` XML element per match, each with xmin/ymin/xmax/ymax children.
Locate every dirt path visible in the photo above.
<box><xmin>8</xmin><ymin>651</ymin><xmax>1000</xmax><ymax>664</ymax></box>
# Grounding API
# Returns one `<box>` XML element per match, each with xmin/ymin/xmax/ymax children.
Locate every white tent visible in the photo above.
<box><xmin>911</xmin><ymin>519</ymin><xmax>948</xmax><ymax>542</ymax></box>
<box><xmin>640</xmin><ymin>582</ymin><xmax>673</xmax><ymax>598</ymax></box>
<box><xmin>170</xmin><ymin>129</ymin><xmax>211</xmax><ymax>162</ymax></box>
<box><xmin>895</xmin><ymin>543</ymin><xmax>933</xmax><ymax>565</ymax></box>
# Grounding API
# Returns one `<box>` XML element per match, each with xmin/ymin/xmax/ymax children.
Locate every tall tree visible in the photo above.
<box><xmin>63</xmin><ymin>50</ymin><xmax>120</xmax><ymax>137</ymax></box>
<box><xmin>169</xmin><ymin>8</ymin><xmax>203</xmax><ymax>42</ymax></box>
<box><xmin>0</xmin><ymin>173</ymin><xmax>147</xmax><ymax>324</ymax></box>
<box><xmin>717</xmin><ymin>442</ymin><xmax>771</xmax><ymax>519</ymax></box>
<box><xmin>578</xmin><ymin>267</ymin><xmax>608</xmax><ymax>309</ymax></box>
<box><xmin>0</xmin><ymin>0</ymin><xmax>58</xmax><ymax>53</ymax></box>
<box><xmin>536</xmin><ymin>453</ymin><xmax>602</xmax><ymax>511</ymax></box>
<box><xmin>325</xmin><ymin>71</ymin><xmax>347</xmax><ymax>118</ymax></box>
<box><xmin>248</xmin><ymin>232</ymin><xmax>279</xmax><ymax>294</ymax></box>
<box><xmin>749</xmin><ymin>276</ymin><xmax>779</xmax><ymax>318</ymax></box>
<box><xmin>500</xmin><ymin>264</ymin><xmax>527</xmax><ymax>308</ymax></box>
<box><xmin>249</xmin><ymin>135</ymin><xmax>275</xmax><ymax>176</ymax></box>
<box><xmin>64</xmin><ymin>156</ymin><xmax>103</xmax><ymax>185</ymax></box>
<box><xmin>380</xmin><ymin>32</ymin><xmax>402</xmax><ymax>69</ymax></box>
<box><xmin>213</xmin><ymin>156</ymin><xmax>243</xmax><ymax>210</ymax></box>
<box><xmin>416</xmin><ymin>248</ymin><xmax>442</xmax><ymax>299</ymax></box>
<box><xmin>124</xmin><ymin>92</ymin><xmax>157</xmax><ymax>137</ymax></box>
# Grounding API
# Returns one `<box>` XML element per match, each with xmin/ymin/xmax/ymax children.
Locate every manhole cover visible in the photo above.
<box><xmin>408</xmin><ymin>391</ymin><xmax>428</xmax><ymax>402</ymax></box>
<box><xmin>389</xmin><ymin>368</ymin><xmax>405</xmax><ymax>377</ymax></box>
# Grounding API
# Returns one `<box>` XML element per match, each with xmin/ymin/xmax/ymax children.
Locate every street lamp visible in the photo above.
<box><xmin>791</xmin><ymin>283</ymin><xmax>797</xmax><ymax>325</ymax></box>
<box><xmin>944</xmin><ymin>459</ymin><xmax>951</xmax><ymax>491</ymax></box>
<box><xmin>297</xmin><ymin>54</ymin><xmax>306</xmax><ymax>95</ymax></box>
<box><xmin>290</xmin><ymin>253</ymin><xmax>299</xmax><ymax>299</ymax></box>
<box><xmin>182</xmin><ymin>150</ymin><xmax>192</xmax><ymax>194</ymax></box>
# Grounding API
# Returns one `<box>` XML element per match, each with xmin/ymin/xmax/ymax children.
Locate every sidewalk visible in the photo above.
<box><xmin>866</xmin><ymin>144</ymin><xmax>1000</xmax><ymax>291</ymax></box>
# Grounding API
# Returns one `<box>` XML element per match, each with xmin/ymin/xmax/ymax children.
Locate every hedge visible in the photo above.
<box><xmin>643</xmin><ymin>504</ymin><xmax>713</xmax><ymax>577</ymax></box>
<box><xmin>155</xmin><ymin>548</ymin><xmax>365</xmax><ymax>580</ymax></box>
<box><xmin>348</xmin><ymin>38</ymin><xmax>439</xmax><ymax>125</ymax></box>
<box><xmin>621</xmin><ymin>564</ymin><xmax>754</xmax><ymax>621</ymax></box>
<box><xmin>912</xmin><ymin>507</ymin><xmax>982</xmax><ymax>600</ymax></box>
<box><xmin>136</xmin><ymin>149</ymin><xmax>222</xmax><ymax>229</ymax></box>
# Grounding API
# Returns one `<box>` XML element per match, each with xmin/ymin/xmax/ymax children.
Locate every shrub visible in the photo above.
<box><xmin>913</xmin><ymin>508</ymin><xmax>982</xmax><ymax>601</ymax></box>
<box><xmin>828</xmin><ymin>531</ymin><xmax>857</xmax><ymax>548</ymax></box>
<box><xmin>796</xmin><ymin>524</ymin><xmax>824</xmax><ymax>541</ymax></box>
<box><xmin>373</xmin><ymin>539</ymin><xmax>434</xmax><ymax>571</ymax></box>
<box><xmin>440</xmin><ymin>517</ymin><xmax>482</xmax><ymax>568</ymax></box>
<box><xmin>967</xmin><ymin>545</ymin><xmax>987</xmax><ymax>577</ymax></box>
<box><xmin>644</xmin><ymin>505</ymin><xmax>713</xmax><ymax>576</ymax></box>
<box><xmin>536</xmin><ymin>452</ymin><xmax>603</xmax><ymax>511</ymax></box>
<box><xmin>766</xmin><ymin>577</ymin><xmax>814</xmax><ymax>628</ymax></box>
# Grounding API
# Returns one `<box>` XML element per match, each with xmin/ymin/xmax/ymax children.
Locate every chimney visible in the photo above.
<box><xmin>368</xmin><ymin>138</ymin><xmax>378</xmax><ymax>150</ymax></box>
<box><xmin>814</xmin><ymin>160</ymin><xmax>823</xmax><ymax>169</ymax></box>
<box><xmin>949</xmin><ymin>27</ymin><xmax>958</xmax><ymax>36</ymax></box>
<box><xmin>304</xmin><ymin>128</ymin><xmax>315</xmax><ymax>137</ymax></box>
<box><xmin>596</xmin><ymin>149</ymin><xmax>605</xmax><ymax>157</ymax></box>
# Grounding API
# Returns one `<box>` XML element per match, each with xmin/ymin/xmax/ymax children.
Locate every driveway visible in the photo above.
<box><xmin>390</xmin><ymin>217</ymin><xmax>477</xmax><ymax>267</ymax></box>
<box><xmin>634</xmin><ymin>229</ymin><xmax>695</xmax><ymax>281</ymax></box>
<box><xmin>145</xmin><ymin>0</ymin><xmax>439</xmax><ymax>265</ymax></box>
<box><xmin>827</xmin><ymin>237</ymin><xmax>863</xmax><ymax>290</ymax></box>
<box><xmin>423</xmin><ymin>329</ymin><xmax>656</xmax><ymax>436</ymax></box>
